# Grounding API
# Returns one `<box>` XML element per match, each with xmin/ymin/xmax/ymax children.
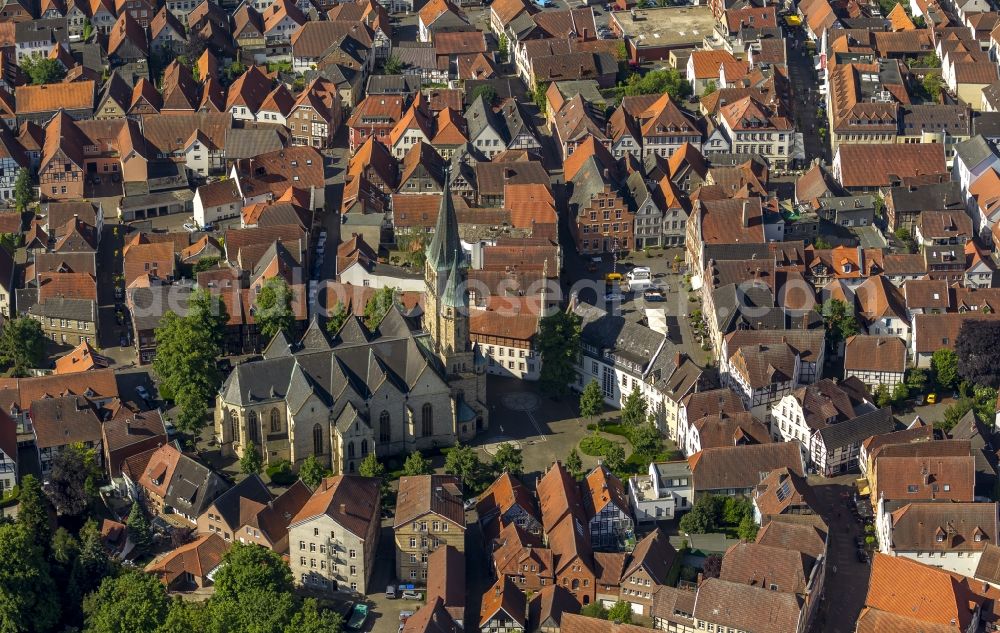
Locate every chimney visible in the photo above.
<box><xmin>603</xmin><ymin>167</ymin><xmax>610</xmax><ymax>179</ymax></box>
<box><xmin>125</xmin><ymin>419</ymin><xmax>131</xmax><ymax>434</ymax></box>
<box><xmin>339</xmin><ymin>503</ymin><xmax>346</xmax><ymax>514</ymax></box>
<box><xmin>583</xmin><ymin>27</ymin><xmax>589</xmax><ymax>39</ymax></box>
<box><xmin>742</xmin><ymin>201</ymin><xmax>749</xmax><ymax>227</ymax></box>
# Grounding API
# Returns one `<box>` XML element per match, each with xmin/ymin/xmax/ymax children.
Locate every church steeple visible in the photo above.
<box><xmin>426</xmin><ymin>171</ymin><xmax>464</xmax><ymax>273</ymax></box>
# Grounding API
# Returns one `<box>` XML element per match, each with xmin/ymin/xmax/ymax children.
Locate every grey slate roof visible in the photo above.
<box><xmin>973</xmin><ymin>112</ymin><xmax>1000</xmax><ymax>139</ymax></box>
<box><xmin>366</xmin><ymin>74</ymin><xmax>417</xmax><ymax>95</ymax></box>
<box><xmin>465</xmin><ymin>94</ymin><xmax>506</xmax><ymax>144</ymax></box>
<box><xmin>224</xmin><ymin>127</ymin><xmax>289</xmax><ymax>160</ymax></box>
<box><xmin>208</xmin><ymin>473</ymin><xmax>272</xmax><ymax>528</ymax></box>
<box><xmin>571</xmin><ymin>300</ymin><xmax>673</xmax><ymax>375</ymax></box>
<box><xmin>955</xmin><ymin>135</ymin><xmax>998</xmax><ymax>168</ymax></box>
<box><xmin>166</xmin><ymin>451</ymin><xmax>230</xmax><ymax>518</ymax></box>
<box><xmin>815</xmin><ymin>407</ymin><xmax>897</xmax><ymax>450</ymax></box>
<box><xmin>569</xmin><ymin>156</ymin><xmax>612</xmax><ymax>220</ymax></box>
<box><xmin>27</xmin><ymin>297</ymin><xmax>97</xmax><ymax>322</ymax></box>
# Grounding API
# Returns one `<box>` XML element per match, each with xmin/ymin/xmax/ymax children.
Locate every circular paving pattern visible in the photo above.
<box><xmin>483</xmin><ymin>438</ymin><xmax>522</xmax><ymax>455</ymax></box>
<box><xmin>501</xmin><ymin>392</ymin><xmax>540</xmax><ymax>412</ymax></box>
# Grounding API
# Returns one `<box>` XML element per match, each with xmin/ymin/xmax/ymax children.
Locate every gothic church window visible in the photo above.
<box><xmin>422</xmin><ymin>403</ymin><xmax>433</xmax><ymax>437</ymax></box>
<box><xmin>380</xmin><ymin>411</ymin><xmax>391</xmax><ymax>443</ymax></box>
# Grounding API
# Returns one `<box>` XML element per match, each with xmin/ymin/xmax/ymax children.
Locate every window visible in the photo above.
<box><xmin>270</xmin><ymin>408</ymin><xmax>280</xmax><ymax>432</ymax></box>
<box><xmin>421</xmin><ymin>403</ymin><xmax>433</xmax><ymax>437</ymax></box>
<box><xmin>380</xmin><ymin>411</ymin><xmax>391</xmax><ymax>443</ymax></box>
<box><xmin>313</xmin><ymin>424</ymin><xmax>323</xmax><ymax>456</ymax></box>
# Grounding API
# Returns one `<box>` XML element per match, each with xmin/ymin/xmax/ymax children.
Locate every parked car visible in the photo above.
<box><xmin>399</xmin><ymin>611</ymin><xmax>414</xmax><ymax>622</ymax></box>
<box><xmin>386</xmin><ymin>585</ymin><xmax>397</xmax><ymax>599</ymax></box>
<box><xmin>182</xmin><ymin>222</ymin><xmax>197</xmax><ymax>232</ymax></box>
<box><xmin>643</xmin><ymin>288</ymin><xmax>665</xmax><ymax>302</ymax></box>
<box><xmin>347</xmin><ymin>603</ymin><xmax>369</xmax><ymax>630</ymax></box>
<box><xmin>400</xmin><ymin>591</ymin><xmax>423</xmax><ymax>600</ymax></box>
<box><xmin>856</xmin><ymin>548</ymin><xmax>869</xmax><ymax>563</ymax></box>
<box><xmin>605</xmin><ymin>292</ymin><xmax>623</xmax><ymax>302</ymax></box>
<box><xmin>135</xmin><ymin>385</ymin><xmax>151</xmax><ymax>402</ymax></box>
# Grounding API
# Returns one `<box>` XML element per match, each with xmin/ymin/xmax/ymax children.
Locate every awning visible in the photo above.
<box><xmin>855</xmin><ymin>478</ymin><xmax>871</xmax><ymax>496</ymax></box>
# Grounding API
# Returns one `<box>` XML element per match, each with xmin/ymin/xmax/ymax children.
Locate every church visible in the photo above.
<box><xmin>213</xmin><ymin>178</ymin><xmax>489</xmax><ymax>474</ymax></box>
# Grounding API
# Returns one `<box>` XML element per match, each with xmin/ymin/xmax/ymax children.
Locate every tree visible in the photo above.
<box><xmin>192</xmin><ymin>256</ymin><xmax>221</xmax><ymax>273</ymax></box>
<box><xmin>538</xmin><ymin>312</ymin><xmax>582</xmax><ymax>397</ymax></box>
<box><xmin>213</xmin><ymin>543</ymin><xmax>294</xmax><ymax>602</ymax></box>
<box><xmin>894</xmin><ymin>227</ymin><xmax>916</xmax><ymax>253</ymax></box>
<box><xmin>182</xmin><ymin>32</ymin><xmax>210</xmax><ymax>70</ymax></box>
<box><xmin>20</xmin><ymin>54</ymin><xmax>66</xmax><ymax>85</ymax></box>
<box><xmin>471</xmin><ymin>85</ymin><xmax>497</xmax><ymax>105</ymax></box>
<box><xmin>532</xmin><ymin>82</ymin><xmax>548</xmax><ymax>112</ymax></box>
<box><xmin>906</xmin><ymin>368</ymin><xmax>929</xmax><ymax>392</ymax></box>
<box><xmin>603</xmin><ymin>442</ymin><xmax>625</xmax><ymax>473</ymax></box>
<box><xmin>931</xmin><ymin>348</ymin><xmax>959</xmax><ymax>391</ymax></box>
<box><xmin>83</xmin><ymin>571</ymin><xmax>169</xmax><ymax>633</ymax></box>
<box><xmin>498</xmin><ymin>34</ymin><xmax>508</xmax><ymax>59</ymax></box>
<box><xmin>240</xmin><ymin>444</ymin><xmax>262</xmax><ymax>475</ymax></box>
<box><xmin>621</xmin><ymin>68</ymin><xmax>692</xmax><ymax>101</ymax></box>
<box><xmin>923</xmin><ymin>71</ymin><xmax>944</xmax><ymax>102</ymax></box>
<box><xmin>50</xmin><ymin>527</ymin><xmax>79</xmax><ymax>568</ymax></box>
<box><xmin>209</xmin><ymin>587</ymin><xmax>297</xmax><ymax>633</ymax></box>
<box><xmin>492</xmin><ymin>443</ymin><xmax>523</xmax><ymax>476</ymax></box>
<box><xmin>579</xmin><ymin>380</ymin><xmax>604</xmax><ymax>421</ymax></box>
<box><xmin>0</xmin><ymin>232</ymin><xmax>21</xmax><ymax>254</ymax></box>
<box><xmin>631</xmin><ymin>423</ymin><xmax>662</xmax><ymax>458</ymax></box>
<box><xmin>679</xmin><ymin>496</ymin><xmax>721</xmax><ymax>534</ymax></box>
<box><xmin>821</xmin><ymin>299</ymin><xmax>860</xmax><ymax>352</ymax></box>
<box><xmin>621</xmin><ymin>387</ymin><xmax>648</xmax><ymax>427</ymax></box>
<box><xmin>285</xmin><ymin>598</ymin><xmax>344</xmax><ymax>633</ymax></box>
<box><xmin>938</xmin><ymin>398</ymin><xmax>972</xmax><ymax>432</ymax></box>
<box><xmin>957</xmin><ymin>320</ymin><xmax>1000</xmax><ymax>388</ymax></box>
<box><xmin>0</xmin><ymin>316</ymin><xmax>45</xmax><ymax>376</ymax></box>
<box><xmin>737</xmin><ymin>515</ymin><xmax>759</xmax><ymax>541</ymax></box>
<box><xmin>444</xmin><ymin>445</ymin><xmax>482</xmax><ymax>490</ymax></box>
<box><xmin>126</xmin><ymin>502</ymin><xmax>152</xmax><ymax>555</ymax></box>
<box><xmin>69</xmin><ymin>520</ymin><xmax>115</xmax><ymax>611</ymax></box>
<box><xmin>580</xmin><ymin>603</ymin><xmax>607</xmax><ymax>619</ymax></box>
<box><xmin>188</xmin><ymin>288</ymin><xmax>228</xmax><ymax>348</ymax></box>
<box><xmin>722</xmin><ymin>497</ymin><xmax>751</xmax><ymax>526</ymax></box>
<box><xmin>702</xmin><ymin>554</ymin><xmax>722</xmax><ymax>579</ymax></box>
<box><xmin>891</xmin><ymin>382</ymin><xmax>910</xmax><ymax>405</ymax></box>
<box><xmin>48</xmin><ymin>443</ymin><xmax>100</xmax><ymax>516</ymax></box>
<box><xmin>255</xmin><ymin>277</ymin><xmax>295</xmax><ymax>342</ymax></box>
<box><xmin>606</xmin><ymin>601</ymin><xmax>632</xmax><ymax>624</ymax></box>
<box><xmin>383</xmin><ymin>55</ymin><xmax>403</xmax><ymax>75</ymax></box>
<box><xmin>702</xmin><ymin>80</ymin><xmax>717</xmax><ymax>96</ymax></box>
<box><xmin>565</xmin><ymin>448</ymin><xmax>583</xmax><ymax>479</ymax></box>
<box><xmin>325</xmin><ymin>301</ymin><xmax>349</xmax><ymax>335</ymax></box>
<box><xmin>359</xmin><ymin>453</ymin><xmax>384</xmax><ymax>479</ymax></box>
<box><xmin>299</xmin><ymin>455</ymin><xmax>331</xmax><ymax>489</ymax></box>
<box><xmin>17</xmin><ymin>475</ymin><xmax>50</xmax><ymax>549</ymax></box>
<box><xmin>0</xmin><ymin>522</ymin><xmax>60</xmax><ymax>632</ymax></box>
<box><xmin>364</xmin><ymin>286</ymin><xmax>397</xmax><ymax>329</ymax></box>
<box><xmin>402</xmin><ymin>451</ymin><xmax>433</xmax><ymax>477</ymax></box>
<box><xmin>82</xmin><ymin>18</ymin><xmax>93</xmax><ymax>40</ymax></box>
<box><xmin>153</xmin><ymin>309</ymin><xmax>223</xmax><ymax>434</ymax></box>
<box><xmin>873</xmin><ymin>384</ymin><xmax>891</xmax><ymax>409</ymax></box>
<box><xmin>13</xmin><ymin>168</ymin><xmax>33</xmax><ymax>212</ymax></box>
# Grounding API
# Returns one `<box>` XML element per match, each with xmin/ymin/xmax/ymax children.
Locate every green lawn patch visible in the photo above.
<box><xmin>580</xmin><ymin>435</ymin><xmax>614</xmax><ymax>456</ymax></box>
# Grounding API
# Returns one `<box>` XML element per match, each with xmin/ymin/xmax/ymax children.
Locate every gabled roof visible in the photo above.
<box><xmin>108</xmin><ymin>11</ymin><xmax>148</xmax><ymax>57</ymax></box>
<box><xmin>864</xmin><ymin>553</ymin><xmax>984</xmax><ymax>629</ymax></box>
<box><xmin>225</xmin><ymin>65</ymin><xmax>272</xmax><ymax>114</ymax></box>
<box><xmin>393</xmin><ymin>474</ymin><xmax>465</xmax><ymax>528</ymax></box>
<box><xmin>145</xmin><ymin>533</ymin><xmax>229</xmax><ymax>585</ymax></box>
<box><xmin>689</xmin><ymin>442</ymin><xmax>804</xmax><ymax>492</ymax></box>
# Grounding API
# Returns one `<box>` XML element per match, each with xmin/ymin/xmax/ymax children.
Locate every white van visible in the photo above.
<box><xmin>628</xmin><ymin>277</ymin><xmax>653</xmax><ymax>292</ymax></box>
<box><xmin>627</xmin><ymin>267</ymin><xmax>651</xmax><ymax>281</ymax></box>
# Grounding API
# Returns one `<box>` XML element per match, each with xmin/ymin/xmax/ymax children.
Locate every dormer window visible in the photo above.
<box><xmin>936</xmin><ymin>532</ymin><xmax>945</xmax><ymax>543</ymax></box>
<box><xmin>976</xmin><ymin>532</ymin><xmax>983</xmax><ymax>542</ymax></box>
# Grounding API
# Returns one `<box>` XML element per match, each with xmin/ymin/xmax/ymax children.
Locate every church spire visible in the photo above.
<box><xmin>426</xmin><ymin>168</ymin><xmax>463</xmax><ymax>272</ymax></box>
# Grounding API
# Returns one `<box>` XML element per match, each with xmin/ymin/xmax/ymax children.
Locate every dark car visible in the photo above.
<box><xmin>856</xmin><ymin>548</ymin><xmax>869</xmax><ymax>563</ymax></box>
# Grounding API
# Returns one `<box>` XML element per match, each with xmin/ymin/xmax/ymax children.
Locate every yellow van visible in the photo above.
<box><xmin>605</xmin><ymin>272</ymin><xmax>623</xmax><ymax>282</ymax></box>
<box><xmin>926</xmin><ymin>393</ymin><xmax>937</xmax><ymax>404</ymax></box>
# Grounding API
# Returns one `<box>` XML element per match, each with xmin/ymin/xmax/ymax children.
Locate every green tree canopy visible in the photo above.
<box><xmin>580</xmin><ymin>603</ymin><xmax>607</xmax><ymax>619</ymax></box>
<box><xmin>931</xmin><ymin>348</ymin><xmax>959</xmax><ymax>391</ymax></box>
<box><xmin>444</xmin><ymin>445</ymin><xmax>482</xmax><ymax>490</ymax></box>
<box><xmin>17</xmin><ymin>474</ymin><xmax>50</xmax><ymax>549</ymax></box>
<box><xmin>13</xmin><ymin>169</ymin><xmax>33</xmax><ymax>213</ymax></box>
<box><xmin>298</xmin><ymin>455</ymin><xmax>331</xmax><ymax>489</ymax></box>
<box><xmin>0</xmin><ymin>316</ymin><xmax>45</xmax><ymax>376</ymax></box>
<box><xmin>538</xmin><ymin>311</ymin><xmax>582</xmax><ymax>397</ymax></box>
<box><xmin>821</xmin><ymin>299</ymin><xmax>860</xmax><ymax>351</ymax></box>
<box><xmin>621</xmin><ymin>68</ymin><xmax>692</xmax><ymax>101</ymax></box>
<box><xmin>471</xmin><ymin>85</ymin><xmax>497</xmax><ymax>105</ymax></box>
<box><xmin>240</xmin><ymin>444</ymin><xmax>262</xmax><ymax>475</ymax></box>
<box><xmin>402</xmin><ymin>451</ymin><xmax>433</xmax><ymax>477</ymax></box>
<box><xmin>621</xmin><ymin>387</ymin><xmax>648</xmax><ymax>427</ymax></box>
<box><xmin>630</xmin><ymin>423</ymin><xmax>662</xmax><ymax>458</ymax></box>
<box><xmin>20</xmin><ymin>54</ymin><xmax>66</xmax><ymax>85</ymax></box>
<box><xmin>492</xmin><ymin>443</ymin><xmax>523</xmax><ymax>476</ymax></box>
<box><xmin>364</xmin><ymin>286</ymin><xmax>397</xmax><ymax>329</ymax></box>
<box><xmin>126</xmin><ymin>502</ymin><xmax>152</xmax><ymax>555</ymax></box>
<box><xmin>213</xmin><ymin>543</ymin><xmax>294</xmax><ymax>601</ymax></box>
<box><xmin>153</xmin><ymin>307</ymin><xmax>223</xmax><ymax>434</ymax></box>
<box><xmin>188</xmin><ymin>288</ymin><xmax>228</xmax><ymax>348</ymax></box>
<box><xmin>325</xmin><ymin>302</ymin><xmax>349</xmax><ymax>335</ymax></box>
<box><xmin>383</xmin><ymin>55</ymin><xmax>403</xmax><ymax>75</ymax></box>
<box><xmin>82</xmin><ymin>570</ymin><xmax>169</xmax><ymax>633</ymax></box>
<box><xmin>922</xmin><ymin>71</ymin><xmax>944</xmax><ymax>101</ymax></box>
<box><xmin>579</xmin><ymin>380</ymin><xmax>604</xmax><ymax>420</ymax></box>
<box><xmin>358</xmin><ymin>453</ymin><xmax>384</xmax><ymax>479</ymax></box>
<box><xmin>285</xmin><ymin>598</ymin><xmax>344</xmax><ymax>633</ymax></box>
<box><xmin>565</xmin><ymin>448</ymin><xmax>583</xmax><ymax>479</ymax></box>
<box><xmin>255</xmin><ymin>277</ymin><xmax>295</xmax><ymax>342</ymax></box>
<box><xmin>606</xmin><ymin>601</ymin><xmax>632</xmax><ymax>624</ymax></box>
<box><xmin>603</xmin><ymin>442</ymin><xmax>625</xmax><ymax>473</ymax></box>
<box><xmin>0</xmin><ymin>522</ymin><xmax>60</xmax><ymax>632</ymax></box>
